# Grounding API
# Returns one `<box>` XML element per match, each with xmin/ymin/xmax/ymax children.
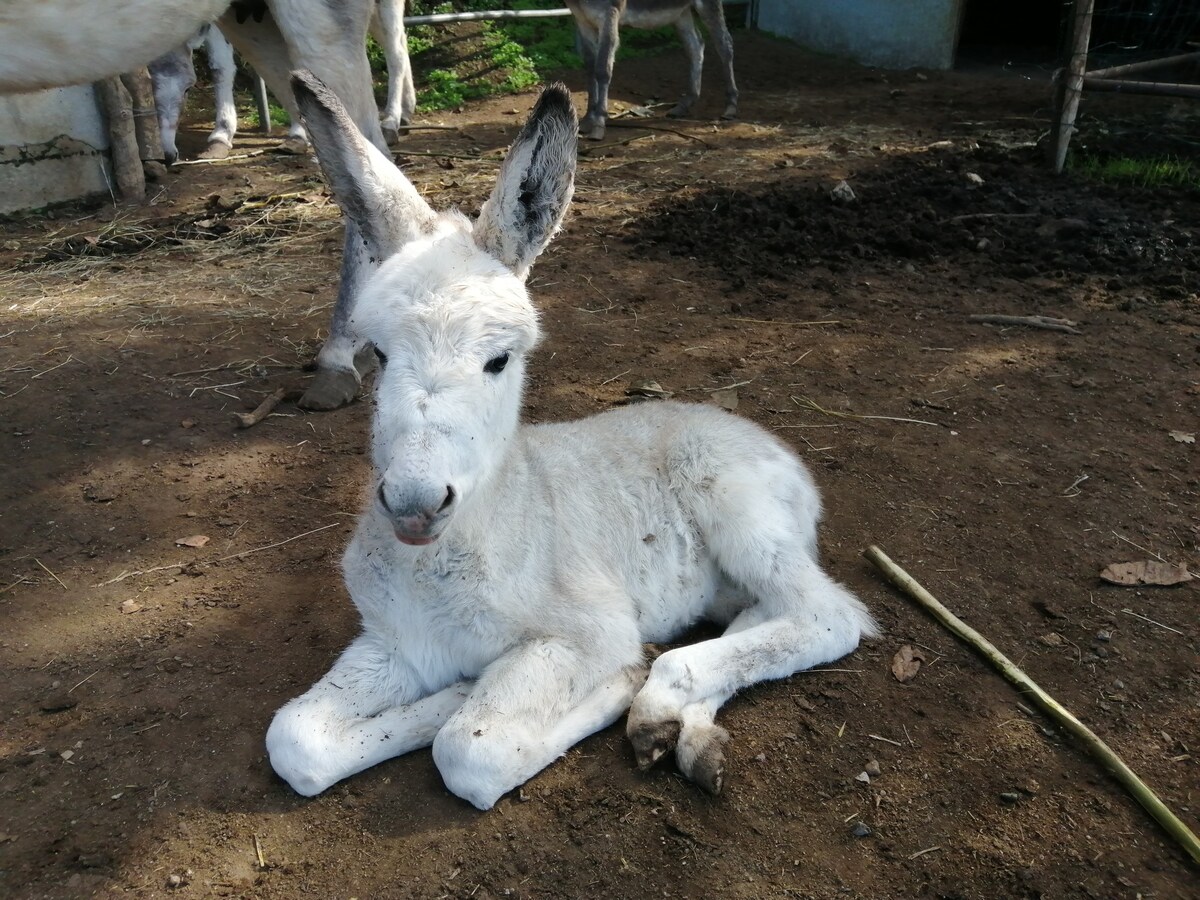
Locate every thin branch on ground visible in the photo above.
<box><xmin>864</xmin><ymin>544</ymin><xmax>1200</xmax><ymax>866</ymax></box>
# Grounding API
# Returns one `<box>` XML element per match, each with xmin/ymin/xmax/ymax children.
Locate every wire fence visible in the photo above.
<box><xmin>1051</xmin><ymin>0</ymin><xmax>1200</xmax><ymax>171</ymax></box>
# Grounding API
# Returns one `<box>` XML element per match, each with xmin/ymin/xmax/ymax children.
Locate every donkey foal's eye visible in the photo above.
<box><xmin>373</xmin><ymin>346</ymin><xmax>389</xmax><ymax>368</ymax></box>
<box><xmin>483</xmin><ymin>352</ymin><xmax>510</xmax><ymax>375</ymax></box>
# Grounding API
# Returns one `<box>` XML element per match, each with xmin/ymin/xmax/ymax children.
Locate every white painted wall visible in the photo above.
<box><xmin>757</xmin><ymin>0</ymin><xmax>966</xmax><ymax>70</ymax></box>
<box><xmin>0</xmin><ymin>85</ymin><xmax>112</xmax><ymax>213</ymax></box>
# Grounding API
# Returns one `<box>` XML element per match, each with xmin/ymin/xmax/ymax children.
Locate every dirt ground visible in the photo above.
<box><xmin>2</xmin><ymin>31</ymin><xmax>1198</xmax><ymax>900</ymax></box>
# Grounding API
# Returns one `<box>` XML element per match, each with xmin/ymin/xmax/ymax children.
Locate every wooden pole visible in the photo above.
<box><xmin>864</xmin><ymin>545</ymin><xmax>1200</xmax><ymax>866</ymax></box>
<box><xmin>253</xmin><ymin>74</ymin><xmax>272</xmax><ymax>135</ymax></box>
<box><xmin>1050</xmin><ymin>0</ymin><xmax>1095</xmax><ymax>174</ymax></box>
<box><xmin>94</xmin><ymin>76</ymin><xmax>145</xmax><ymax>202</ymax></box>
<box><xmin>119</xmin><ymin>68</ymin><xmax>164</xmax><ymax>161</ymax></box>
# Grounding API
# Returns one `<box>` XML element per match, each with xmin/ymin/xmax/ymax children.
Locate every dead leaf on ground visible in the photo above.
<box><xmin>1168</xmin><ymin>430</ymin><xmax>1195</xmax><ymax>444</ymax></box>
<box><xmin>175</xmin><ymin>535</ymin><xmax>210</xmax><ymax>548</ymax></box>
<box><xmin>710</xmin><ymin>388</ymin><xmax>739</xmax><ymax>411</ymax></box>
<box><xmin>1099</xmin><ymin>560</ymin><xmax>1193</xmax><ymax>587</ymax></box>
<box><xmin>891</xmin><ymin>645</ymin><xmax>926</xmax><ymax>683</ymax></box>
<box><xmin>626</xmin><ymin>378</ymin><xmax>673</xmax><ymax>401</ymax></box>
<box><xmin>119</xmin><ymin>599</ymin><xmax>141</xmax><ymax>614</ymax></box>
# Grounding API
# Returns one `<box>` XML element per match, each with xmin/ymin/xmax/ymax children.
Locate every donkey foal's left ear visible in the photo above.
<box><xmin>474</xmin><ymin>84</ymin><xmax>577</xmax><ymax>280</ymax></box>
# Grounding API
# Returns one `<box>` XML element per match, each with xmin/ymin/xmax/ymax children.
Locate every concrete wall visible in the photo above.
<box><xmin>0</xmin><ymin>85</ymin><xmax>111</xmax><ymax>213</ymax></box>
<box><xmin>757</xmin><ymin>0</ymin><xmax>966</xmax><ymax>70</ymax></box>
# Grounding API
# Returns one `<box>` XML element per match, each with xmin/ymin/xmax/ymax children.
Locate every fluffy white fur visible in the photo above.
<box><xmin>564</xmin><ymin>0</ymin><xmax>739</xmax><ymax>140</ymax></box>
<box><xmin>267</xmin><ymin>73</ymin><xmax>876</xmax><ymax>810</ymax></box>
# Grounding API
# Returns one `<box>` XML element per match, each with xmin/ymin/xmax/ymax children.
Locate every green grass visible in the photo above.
<box><xmin>1072</xmin><ymin>154</ymin><xmax>1200</xmax><ymax>188</ymax></box>
<box><xmin>247</xmin><ymin>100</ymin><xmax>292</xmax><ymax>130</ymax></box>
<box><xmin>367</xmin><ymin>0</ymin><xmax>684</xmax><ymax>112</ymax></box>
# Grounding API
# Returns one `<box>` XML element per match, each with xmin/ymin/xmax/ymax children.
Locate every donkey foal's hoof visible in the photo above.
<box><xmin>680</xmin><ymin>727</ymin><xmax>728</xmax><ymax>795</ymax></box>
<box><xmin>628</xmin><ymin>720</ymin><xmax>680</xmax><ymax>771</ymax></box>
<box><xmin>298</xmin><ymin>368</ymin><xmax>360</xmax><ymax>411</ymax></box>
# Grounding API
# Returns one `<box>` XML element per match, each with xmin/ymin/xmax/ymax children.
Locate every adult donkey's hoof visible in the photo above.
<box><xmin>298</xmin><ymin>367</ymin><xmax>360</xmax><ymax>410</ymax></box>
<box><xmin>198</xmin><ymin>140</ymin><xmax>231</xmax><ymax>160</ymax></box>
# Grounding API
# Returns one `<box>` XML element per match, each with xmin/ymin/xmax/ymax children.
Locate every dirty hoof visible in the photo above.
<box><xmin>666</xmin><ymin>103</ymin><xmax>693</xmax><ymax>119</ymax></box>
<box><xmin>687</xmin><ymin>738</ymin><xmax>726</xmax><ymax>795</ymax></box>
<box><xmin>277</xmin><ymin>136</ymin><xmax>309</xmax><ymax>156</ymax></box>
<box><xmin>628</xmin><ymin>720</ymin><xmax>680</xmax><ymax>771</ymax></box>
<box><xmin>298</xmin><ymin>368</ymin><xmax>360</xmax><ymax>411</ymax></box>
<box><xmin>720</xmin><ymin>104</ymin><xmax>738</xmax><ymax>121</ymax></box>
<box><xmin>198</xmin><ymin>141</ymin><xmax>231</xmax><ymax>160</ymax></box>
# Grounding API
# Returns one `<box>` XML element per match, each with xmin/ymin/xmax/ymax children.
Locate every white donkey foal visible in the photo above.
<box><xmin>267</xmin><ymin>72</ymin><xmax>875</xmax><ymax>810</ymax></box>
<box><xmin>566</xmin><ymin>0</ymin><xmax>739</xmax><ymax>140</ymax></box>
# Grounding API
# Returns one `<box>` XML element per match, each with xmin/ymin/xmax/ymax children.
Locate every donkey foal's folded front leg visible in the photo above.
<box><xmin>432</xmin><ymin>643</ymin><xmax>646</xmax><ymax>810</ymax></box>
<box><xmin>266</xmin><ymin>637</ymin><xmax>471</xmax><ymax>796</ymax></box>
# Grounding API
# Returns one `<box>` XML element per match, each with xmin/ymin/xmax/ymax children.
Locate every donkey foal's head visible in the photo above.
<box><xmin>291</xmin><ymin>71</ymin><xmax>577</xmax><ymax>546</ymax></box>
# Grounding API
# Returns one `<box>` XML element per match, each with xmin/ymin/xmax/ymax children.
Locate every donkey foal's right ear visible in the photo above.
<box><xmin>474</xmin><ymin>83</ymin><xmax>578</xmax><ymax>280</ymax></box>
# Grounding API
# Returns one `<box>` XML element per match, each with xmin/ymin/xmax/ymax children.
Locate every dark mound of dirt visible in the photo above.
<box><xmin>632</xmin><ymin>146</ymin><xmax>1199</xmax><ymax>295</ymax></box>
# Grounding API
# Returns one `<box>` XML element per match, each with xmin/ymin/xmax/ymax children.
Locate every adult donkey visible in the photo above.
<box><xmin>265</xmin><ymin>72</ymin><xmax>874</xmax><ymax>809</ymax></box>
<box><xmin>566</xmin><ymin>0</ymin><xmax>739</xmax><ymax>140</ymax></box>
<box><xmin>0</xmin><ymin>0</ymin><xmax>392</xmax><ymax>409</ymax></box>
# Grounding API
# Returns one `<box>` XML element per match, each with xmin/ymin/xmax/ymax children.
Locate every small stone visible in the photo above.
<box><xmin>830</xmin><ymin>180</ymin><xmax>856</xmax><ymax>203</ymax></box>
<box><xmin>119</xmin><ymin>599</ymin><xmax>142</xmax><ymax>615</ymax></box>
<box><xmin>1000</xmin><ymin>792</ymin><xmax>1022</xmax><ymax>804</ymax></box>
<box><xmin>975</xmin><ymin>238</ymin><xmax>991</xmax><ymax>252</ymax></box>
<box><xmin>864</xmin><ymin>759</ymin><xmax>882</xmax><ymax>777</ymax></box>
<box><xmin>1094</xmin><ymin>646</ymin><xmax>1109</xmax><ymax>659</ymax></box>
<box><xmin>1113</xmin><ymin>679</ymin><xmax>1125</xmax><ymax>690</ymax></box>
<box><xmin>754</xmin><ymin>752</ymin><xmax>767</xmax><ymax>763</ymax></box>
<box><xmin>965</xmin><ymin>172</ymin><xmax>984</xmax><ymax>186</ymax></box>
<box><xmin>855</xmin><ymin>771</ymin><xmax>871</xmax><ymax>784</ymax></box>
<box><xmin>1095</xmin><ymin>630</ymin><xmax>1112</xmax><ymax>642</ymax></box>
<box><xmin>915</xmin><ymin>72</ymin><xmax>928</xmax><ymax>81</ymax></box>
<box><xmin>40</xmin><ymin>693</ymin><xmax>78</xmax><ymax>713</ymax></box>
<box><xmin>850</xmin><ymin>822</ymin><xmax>872</xmax><ymax>838</ymax></box>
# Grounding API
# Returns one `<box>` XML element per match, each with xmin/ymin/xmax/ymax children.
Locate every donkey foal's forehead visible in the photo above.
<box><xmin>357</xmin><ymin>224</ymin><xmax>539</xmax><ymax>349</ymax></box>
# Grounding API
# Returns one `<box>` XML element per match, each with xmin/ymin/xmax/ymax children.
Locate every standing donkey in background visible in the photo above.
<box><xmin>149</xmin><ymin>25</ymin><xmax>309</xmax><ymax>164</ymax></box>
<box><xmin>565</xmin><ymin>0</ymin><xmax>739</xmax><ymax>140</ymax></box>
<box><xmin>149</xmin><ymin>0</ymin><xmax>414</xmax><ymax>163</ymax></box>
<box><xmin>0</xmin><ymin>0</ymin><xmax>394</xmax><ymax>412</ymax></box>
<box><xmin>266</xmin><ymin>71</ymin><xmax>875</xmax><ymax>810</ymax></box>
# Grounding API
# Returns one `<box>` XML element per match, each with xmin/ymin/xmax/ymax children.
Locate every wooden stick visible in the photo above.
<box><xmin>864</xmin><ymin>544</ymin><xmax>1200</xmax><ymax>865</ymax></box>
<box><xmin>967</xmin><ymin>314</ymin><xmax>1082</xmax><ymax>335</ymax></box>
<box><xmin>233</xmin><ymin>388</ymin><xmax>298</xmax><ymax>428</ymax></box>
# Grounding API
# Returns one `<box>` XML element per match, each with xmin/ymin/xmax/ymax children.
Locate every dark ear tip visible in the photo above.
<box><xmin>534</xmin><ymin>82</ymin><xmax>577</xmax><ymax>126</ymax></box>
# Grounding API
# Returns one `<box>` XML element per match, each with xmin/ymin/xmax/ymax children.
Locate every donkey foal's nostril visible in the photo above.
<box><xmin>439</xmin><ymin>486</ymin><xmax>456</xmax><ymax>512</ymax></box>
<box><xmin>377</xmin><ymin>482</ymin><xmax>392</xmax><ymax>514</ymax></box>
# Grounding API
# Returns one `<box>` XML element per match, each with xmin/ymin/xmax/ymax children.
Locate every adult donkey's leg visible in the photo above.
<box><xmin>570</xmin><ymin>1</ymin><xmax>623</xmax><ymax>140</ymax></box>
<box><xmin>198</xmin><ymin>27</ymin><xmax>239</xmax><ymax>160</ymax></box>
<box><xmin>216</xmin><ymin>12</ymin><xmax>308</xmax><ymax>155</ymax></box>
<box><xmin>667</xmin><ymin>12</ymin><xmax>704</xmax><ymax>119</ymax></box>
<box><xmin>373</xmin><ymin>0</ymin><xmax>416</xmax><ymax>145</ymax></box>
<box><xmin>693</xmin><ymin>0</ymin><xmax>738</xmax><ymax>119</ymax></box>
<box><xmin>272</xmin><ymin>0</ymin><xmax>392</xmax><ymax>410</ymax></box>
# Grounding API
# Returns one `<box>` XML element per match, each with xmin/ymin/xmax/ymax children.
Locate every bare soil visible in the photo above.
<box><xmin>1</xmin><ymin>32</ymin><xmax>1198</xmax><ymax>900</ymax></box>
